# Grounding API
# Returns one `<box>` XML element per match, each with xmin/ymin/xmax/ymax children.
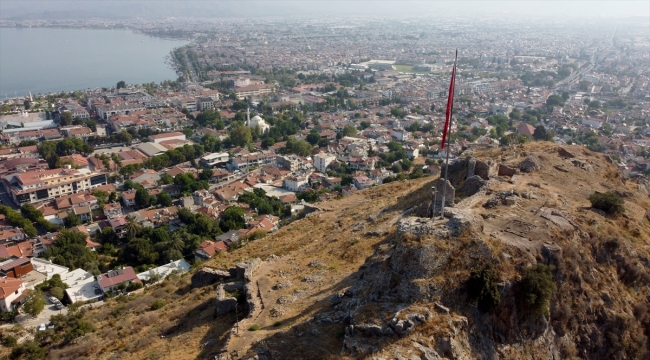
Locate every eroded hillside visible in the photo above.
<box><xmin>12</xmin><ymin>143</ymin><xmax>650</xmax><ymax>360</ymax></box>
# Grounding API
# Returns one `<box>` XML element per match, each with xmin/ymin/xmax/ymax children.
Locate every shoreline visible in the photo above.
<box><xmin>0</xmin><ymin>27</ymin><xmax>191</xmax><ymax>98</ymax></box>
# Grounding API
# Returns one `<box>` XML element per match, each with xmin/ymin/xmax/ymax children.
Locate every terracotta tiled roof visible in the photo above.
<box><xmin>0</xmin><ymin>278</ymin><xmax>24</xmax><ymax>299</ymax></box>
<box><xmin>98</xmin><ymin>267</ymin><xmax>138</xmax><ymax>289</ymax></box>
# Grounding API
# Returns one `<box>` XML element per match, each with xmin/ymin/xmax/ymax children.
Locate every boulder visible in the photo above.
<box><xmin>498</xmin><ymin>164</ymin><xmax>518</xmax><ymax>177</ymax></box>
<box><xmin>483</xmin><ymin>197</ymin><xmax>500</xmax><ymax>209</ymax></box>
<box><xmin>503</xmin><ymin>196</ymin><xmax>519</xmax><ymax>206</ymax></box>
<box><xmin>393</xmin><ymin>319</ymin><xmax>415</xmax><ymax>336</ymax></box>
<box><xmin>558</xmin><ymin>148</ymin><xmax>575</xmax><ymax>158</ymax></box>
<box><xmin>412</xmin><ymin>342</ymin><xmax>443</xmax><ymax>360</ymax></box>
<box><xmin>474</xmin><ymin>159</ymin><xmax>495</xmax><ymax>180</ymax></box>
<box><xmin>554</xmin><ymin>164</ymin><xmax>570</xmax><ymax>173</ymax></box>
<box><xmin>519</xmin><ymin>156</ymin><xmax>541</xmax><ymax>173</ymax></box>
<box><xmin>462</xmin><ymin>175</ymin><xmax>487</xmax><ymax>197</ymax></box>
<box><xmin>571</xmin><ymin>159</ymin><xmax>593</xmax><ymax>172</ymax></box>
<box><xmin>434</xmin><ymin>302</ymin><xmax>450</xmax><ymax>314</ymax></box>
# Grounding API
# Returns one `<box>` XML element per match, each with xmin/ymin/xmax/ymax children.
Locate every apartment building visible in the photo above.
<box><xmin>96</xmin><ymin>103</ymin><xmax>146</xmax><ymax>120</ymax></box>
<box><xmin>3</xmin><ymin>167</ymin><xmax>107</xmax><ymax>205</ymax></box>
<box><xmin>313</xmin><ymin>153</ymin><xmax>336</xmax><ymax>173</ymax></box>
<box><xmin>234</xmin><ymin>84</ymin><xmax>275</xmax><ymax>100</ymax></box>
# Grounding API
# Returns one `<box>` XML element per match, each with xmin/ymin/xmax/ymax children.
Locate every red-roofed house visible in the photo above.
<box><xmin>517</xmin><ymin>123</ymin><xmax>536</xmax><ymax>137</ymax></box>
<box><xmin>0</xmin><ymin>278</ymin><xmax>26</xmax><ymax>312</ymax></box>
<box><xmin>0</xmin><ymin>240</ymin><xmax>36</xmax><ymax>259</ymax></box>
<box><xmin>195</xmin><ymin>240</ymin><xmax>227</xmax><ymax>261</ymax></box>
<box><xmin>97</xmin><ymin>267</ymin><xmax>139</xmax><ymax>293</ymax></box>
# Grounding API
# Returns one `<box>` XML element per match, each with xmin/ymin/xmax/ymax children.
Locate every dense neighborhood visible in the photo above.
<box><xmin>0</xmin><ymin>10</ymin><xmax>648</xmax><ymax>334</ymax></box>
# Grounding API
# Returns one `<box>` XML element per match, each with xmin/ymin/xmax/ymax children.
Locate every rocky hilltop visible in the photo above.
<box><xmin>22</xmin><ymin>143</ymin><xmax>650</xmax><ymax>360</ymax></box>
<box><xmin>234</xmin><ymin>143</ymin><xmax>649</xmax><ymax>360</ymax></box>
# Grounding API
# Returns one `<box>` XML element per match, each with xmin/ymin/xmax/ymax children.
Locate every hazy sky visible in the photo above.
<box><xmin>1</xmin><ymin>1</ymin><xmax>649</xmax><ymax>20</ymax></box>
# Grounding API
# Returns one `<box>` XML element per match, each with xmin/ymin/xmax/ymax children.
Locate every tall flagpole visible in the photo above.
<box><xmin>440</xmin><ymin>50</ymin><xmax>457</xmax><ymax>219</ymax></box>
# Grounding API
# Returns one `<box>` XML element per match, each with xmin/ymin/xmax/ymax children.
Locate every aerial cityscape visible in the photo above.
<box><xmin>0</xmin><ymin>1</ymin><xmax>649</xmax><ymax>359</ymax></box>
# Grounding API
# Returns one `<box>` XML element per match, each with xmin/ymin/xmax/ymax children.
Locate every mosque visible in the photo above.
<box><xmin>246</xmin><ymin>107</ymin><xmax>270</xmax><ymax>134</ymax></box>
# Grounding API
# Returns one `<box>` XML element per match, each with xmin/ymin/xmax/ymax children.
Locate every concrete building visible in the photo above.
<box><xmin>3</xmin><ymin>168</ymin><xmax>107</xmax><ymax>205</ymax></box>
<box><xmin>284</xmin><ymin>176</ymin><xmax>307</xmax><ymax>192</ymax></box>
<box><xmin>200</xmin><ymin>152</ymin><xmax>230</xmax><ymax>168</ymax></box>
<box><xmin>149</xmin><ymin>132</ymin><xmax>186</xmax><ymax>144</ymax></box>
<box><xmin>197</xmin><ymin>97</ymin><xmax>215</xmax><ymax>111</ymax></box>
<box><xmin>0</xmin><ymin>278</ymin><xmax>26</xmax><ymax>312</ymax></box>
<box><xmin>313</xmin><ymin>153</ymin><xmax>336</xmax><ymax>173</ymax></box>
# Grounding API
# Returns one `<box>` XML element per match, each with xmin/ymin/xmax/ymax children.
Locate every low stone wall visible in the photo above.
<box><xmin>215</xmin><ymin>283</ymin><xmax>240</xmax><ymax>317</ymax></box>
<box><xmin>191</xmin><ymin>268</ymin><xmax>231</xmax><ymax>288</ymax></box>
<box><xmin>234</xmin><ymin>258</ymin><xmax>262</xmax><ymax>281</ymax></box>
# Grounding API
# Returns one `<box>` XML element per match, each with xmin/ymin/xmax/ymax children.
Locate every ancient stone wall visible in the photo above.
<box><xmin>191</xmin><ymin>268</ymin><xmax>231</xmax><ymax>288</ymax></box>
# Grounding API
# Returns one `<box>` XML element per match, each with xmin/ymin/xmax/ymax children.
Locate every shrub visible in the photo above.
<box><xmin>2</xmin><ymin>335</ymin><xmax>17</xmax><ymax>347</ymax></box>
<box><xmin>10</xmin><ymin>340</ymin><xmax>46</xmax><ymax>359</ymax></box>
<box><xmin>273</xmin><ymin>321</ymin><xmax>283</xmax><ymax>327</ymax></box>
<box><xmin>22</xmin><ymin>289</ymin><xmax>46</xmax><ymax>317</ymax></box>
<box><xmin>149</xmin><ymin>299</ymin><xmax>165</xmax><ymax>311</ymax></box>
<box><xmin>248</xmin><ymin>324</ymin><xmax>260</xmax><ymax>331</ymax></box>
<box><xmin>126</xmin><ymin>281</ymin><xmax>144</xmax><ymax>292</ymax></box>
<box><xmin>50</xmin><ymin>287</ymin><xmax>64</xmax><ymax>301</ymax></box>
<box><xmin>518</xmin><ymin>264</ymin><xmax>555</xmax><ymax>316</ymax></box>
<box><xmin>589</xmin><ymin>191</ymin><xmax>625</xmax><ymax>215</ymax></box>
<box><xmin>467</xmin><ymin>263</ymin><xmax>501</xmax><ymax>312</ymax></box>
<box><xmin>0</xmin><ymin>311</ymin><xmax>17</xmax><ymax>322</ymax></box>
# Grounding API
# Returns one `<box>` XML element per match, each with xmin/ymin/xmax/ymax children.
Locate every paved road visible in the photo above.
<box><xmin>0</xmin><ymin>302</ymin><xmax>68</xmax><ymax>330</ymax></box>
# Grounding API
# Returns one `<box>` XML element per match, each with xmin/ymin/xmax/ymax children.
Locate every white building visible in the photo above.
<box><xmin>0</xmin><ymin>278</ymin><xmax>26</xmax><ymax>312</ymax></box>
<box><xmin>149</xmin><ymin>132</ymin><xmax>187</xmax><ymax>144</ymax></box>
<box><xmin>136</xmin><ymin>259</ymin><xmax>191</xmax><ymax>283</ymax></box>
<box><xmin>284</xmin><ymin>176</ymin><xmax>308</xmax><ymax>192</ymax></box>
<box><xmin>391</xmin><ymin>129</ymin><xmax>410</xmax><ymax>141</ymax></box>
<box><xmin>313</xmin><ymin>153</ymin><xmax>336</xmax><ymax>173</ymax></box>
<box><xmin>65</xmin><ymin>281</ymin><xmax>103</xmax><ymax>304</ymax></box>
<box><xmin>246</xmin><ymin>108</ymin><xmax>270</xmax><ymax>134</ymax></box>
<box><xmin>200</xmin><ymin>152</ymin><xmax>230</xmax><ymax>168</ymax></box>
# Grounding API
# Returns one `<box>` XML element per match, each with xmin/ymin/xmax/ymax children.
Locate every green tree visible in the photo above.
<box><xmin>63</xmin><ymin>213</ymin><xmax>81</xmax><ymax>228</ymax></box>
<box><xmin>116</xmin><ymin>80</ymin><xmax>126</xmax><ymax>89</ymax></box>
<box><xmin>306</xmin><ymin>131</ymin><xmax>320</xmax><ymax>145</ymax></box>
<box><xmin>518</xmin><ymin>264</ymin><xmax>555</xmax><ymax>316</ymax></box>
<box><xmin>124</xmin><ymin>216</ymin><xmax>141</xmax><ymax>239</ymax></box>
<box><xmin>588</xmin><ymin>191</ymin><xmax>625</xmax><ymax>216</ymax></box>
<box><xmin>134</xmin><ymin>188</ymin><xmax>151</xmax><ymax>209</ymax></box>
<box><xmin>159</xmin><ymin>174</ymin><xmax>173</xmax><ymax>185</ymax></box>
<box><xmin>10</xmin><ymin>340</ymin><xmax>46</xmax><ymax>359</ymax></box>
<box><xmin>20</xmin><ymin>203</ymin><xmax>44</xmax><ymax>223</ymax></box>
<box><xmin>229</xmin><ymin>124</ymin><xmax>252</xmax><ymax>147</ymax></box>
<box><xmin>60</xmin><ymin>112</ymin><xmax>73</xmax><ymax>126</ymax></box>
<box><xmin>158</xmin><ymin>192</ymin><xmax>173</xmax><ymax>207</ymax></box>
<box><xmin>467</xmin><ymin>264</ymin><xmax>501</xmax><ymax>313</ymax></box>
<box><xmin>23</xmin><ymin>289</ymin><xmax>46</xmax><ymax>317</ymax></box>
<box><xmin>341</xmin><ymin>125</ymin><xmax>357</xmax><ymax>137</ymax></box>
<box><xmin>533</xmin><ymin>125</ymin><xmax>548</xmax><ymax>141</ymax></box>
<box><xmin>50</xmin><ymin>287</ymin><xmax>64</xmax><ymax>301</ymax></box>
<box><xmin>219</xmin><ymin>206</ymin><xmax>246</xmax><ymax>232</ymax></box>
<box><xmin>123</xmin><ymin>238</ymin><xmax>158</xmax><ymax>266</ymax></box>
<box><xmin>116</xmin><ymin>130</ymin><xmax>132</xmax><ymax>144</ymax></box>
<box><xmin>41</xmin><ymin>229</ymin><xmax>97</xmax><ymax>269</ymax></box>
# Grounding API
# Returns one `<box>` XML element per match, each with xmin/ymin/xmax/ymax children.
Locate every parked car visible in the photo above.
<box><xmin>48</xmin><ymin>296</ymin><xmax>59</xmax><ymax>304</ymax></box>
<box><xmin>37</xmin><ymin>323</ymin><xmax>46</xmax><ymax>331</ymax></box>
<box><xmin>55</xmin><ymin>303</ymin><xmax>64</xmax><ymax>310</ymax></box>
